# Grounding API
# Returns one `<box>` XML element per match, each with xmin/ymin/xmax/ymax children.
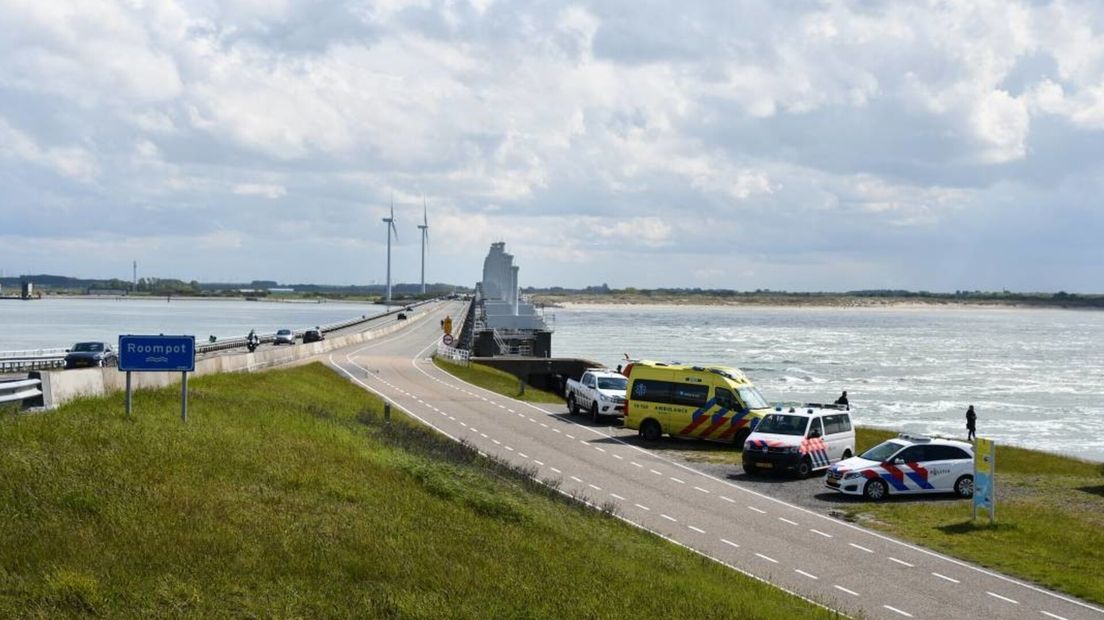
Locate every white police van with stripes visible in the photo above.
<box><xmin>742</xmin><ymin>404</ymin><xmax>855</xmax><ymax>477</ymax></box>
<box><xmin>825</xmin><ymin>434</ymin><xmax>975</xmax><ymax>501</ymax></box>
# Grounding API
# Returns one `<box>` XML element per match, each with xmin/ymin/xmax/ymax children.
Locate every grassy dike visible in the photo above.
<box><xmin>0</xmin><ymin>363</ymin><xmax>833</xmax><ymax>618</ymax></box>
<box><xmin>429</xmin><ymin>360</ymin><xmax>1104</xmax><ymax>607</ymax></box>
<box><xmin>432</xmin><ymin>357</ymin><xmax>564</xmax><ymax>404</ymax></box>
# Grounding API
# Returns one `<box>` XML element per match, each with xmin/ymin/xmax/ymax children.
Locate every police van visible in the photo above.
<box><xmin>623</xmin><ymin>361</ymin><xmax>772</xmax><ymax>446</ymax></box>
<box><xmin>741</xmin><ymin>405</ymin><xmax>855</xmax><ymax>477</ymax></box>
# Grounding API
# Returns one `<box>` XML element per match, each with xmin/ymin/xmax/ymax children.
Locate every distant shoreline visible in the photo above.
<box><xmin>531</xmin><ymin>293</ymin><xmax>1103</xmax><ymax>310</ymax></box>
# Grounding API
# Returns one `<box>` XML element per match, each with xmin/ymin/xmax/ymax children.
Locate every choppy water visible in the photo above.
<box><xmin>550</xmin><ymin>304</ymin><xmax>1104</xmax><ymax>462</ymax></box>
<box><xmin>0</xmin><ymin>297</ymin><xmax>384</xmax><ymax>350</ymax></box>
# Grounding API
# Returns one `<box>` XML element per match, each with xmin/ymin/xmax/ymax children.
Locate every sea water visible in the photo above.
<box><xmin>550</xmin><ymin>304</ymin><xmax>1104</xmax><ymax>461</ymax></box>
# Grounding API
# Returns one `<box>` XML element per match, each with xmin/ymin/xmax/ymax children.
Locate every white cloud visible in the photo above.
<box><xmin>232</xmin><ymin>183</ymin><xmax>287</xmax><ymax>199</ymax></box>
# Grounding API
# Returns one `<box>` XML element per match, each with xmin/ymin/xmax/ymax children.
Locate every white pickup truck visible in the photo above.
<box><xmin>565</xmin><ymin>369</ymin><xmax>629</xmax><ymax>423</ymax></box>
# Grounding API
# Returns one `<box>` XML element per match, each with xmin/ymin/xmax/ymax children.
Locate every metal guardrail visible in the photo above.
<box><xmin>436</xmin><ymin>342</ymin><xmax>471</xmax><ymax>365</ymax></box>
<box><xmin>0</xmin><ymin>377</ymin><xmax>42</xmax><ymax>405</ymax></box>
<box><xmin>0</xmin><ymin>349</ymin><xmax>67</xmax><ymax>372</ymax></box>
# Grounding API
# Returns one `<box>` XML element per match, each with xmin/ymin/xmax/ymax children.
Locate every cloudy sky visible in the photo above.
<box><xmin>1</xmin><ymin>0</ymin><xmax>1103</xmax><ymax>291</ymax></box>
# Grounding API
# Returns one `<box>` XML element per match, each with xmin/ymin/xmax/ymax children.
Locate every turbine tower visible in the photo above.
<box><xmin>382</xmin><ymin>198</ymin><xmax>398</xmax><ymax>306</ymax></box>
<box><xmin>418</xmin><ymin>198</ymin><xmax>429</xmax><ymax>295</ymax></box>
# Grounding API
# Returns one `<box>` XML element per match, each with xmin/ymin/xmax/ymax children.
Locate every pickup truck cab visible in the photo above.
<box><xmin>565</xmin><ymin>369</ymin><xmax>628</xmax><ymax>423</ymax></box>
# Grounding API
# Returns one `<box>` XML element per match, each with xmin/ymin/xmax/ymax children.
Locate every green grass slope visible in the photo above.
<box><xmin>0</xmin><ymin>364</ymin><xmax>833</xmax><ymax>618</ymax></box>
<box><xmin>433</xmin><ymin>357</ymin><xmax>564</xmax><ymax>404</ymax></box>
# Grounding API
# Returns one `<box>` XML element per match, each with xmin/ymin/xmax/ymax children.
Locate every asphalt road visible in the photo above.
<box><xmin>329</xmin><ymin>301</ymin><xmax>1103</xmax><ymax>620</ymax></box>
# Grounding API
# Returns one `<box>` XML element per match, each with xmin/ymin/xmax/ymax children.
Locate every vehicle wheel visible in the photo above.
<box><xmin>796</xmin><ymin>457</ymin><xmax>813</xmax><ymax>478</ymax></box>
<box><xmin>863</xmin><ymin>479</ymin><xmax>888</xmax><ymax>501</ymax></box>
<box><xmin>954</xmin><ymin>475</ymin><xmax>974</xmax><ymax>498</ymax></box>
<box><xmin>591</xmin><ymin>402</ymin><xmax>600</xmax><ymax>424</ymax></box>
<box><xmin>641</xmin><ymin>419</ymin><xmax>662</xmax><ymax>442</ymax></box>
<box><xmin>567</xmin><ymin>395</ymin><xmax>578</xmax><ymax>415</ymax></box>
<box><xmin>732</xmin><ymin>428</ymin><xmax>751</xmax><ymax>450</ymax></box>
<box><xmin>742</xmin><ymin>462</ymin><xmax>760</xmax><ymax>476</ymax></box>
<box><xmin>841</xmin><ymin>449</ymin><xmax>853</xmax><ymax>460</ymax></box>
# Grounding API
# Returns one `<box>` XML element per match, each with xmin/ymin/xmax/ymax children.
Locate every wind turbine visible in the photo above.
<box><xmin>382</xmin><ymin>198</ymin><xmax>398</xmax><ymax>306</ymax></box>
<box><xmin>418</xmin><ymin>198</ymin><xmax>429</xmax><ymax>295</ymax></box>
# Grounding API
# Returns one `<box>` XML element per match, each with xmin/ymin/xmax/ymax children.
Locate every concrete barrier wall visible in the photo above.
<box><xmin>40</xmin><ymin>310</ymin><xmax>429</xmax><ymax>409</ymax></box>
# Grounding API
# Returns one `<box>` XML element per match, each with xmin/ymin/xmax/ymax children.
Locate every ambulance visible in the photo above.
<box><xmin>623</xmin><ymin>360</ymin><xmax>772</xmax><ymax>446</ymax></box>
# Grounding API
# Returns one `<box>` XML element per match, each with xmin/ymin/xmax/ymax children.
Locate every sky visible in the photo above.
<box><xmin>1</xmin><ymin>0</ymin><xmax>1103</xmax><ymax>292</ymax></box>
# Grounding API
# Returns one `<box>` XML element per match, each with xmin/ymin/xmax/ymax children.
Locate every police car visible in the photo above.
<box><xmin>825</xmin><ymin>433</ymin><xmax>974</xmax><ymax>501</ymax></box>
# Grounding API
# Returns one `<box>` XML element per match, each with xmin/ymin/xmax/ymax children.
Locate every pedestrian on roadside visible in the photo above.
<box><xmin>966</xmin><ymin>405</ymin><xmax>977</xmax><ymax>441</ymax></box>
<box><xmin>835</xmin><ymin>390</ymin><xmax>849</xmax><ymax>409</ymax></box>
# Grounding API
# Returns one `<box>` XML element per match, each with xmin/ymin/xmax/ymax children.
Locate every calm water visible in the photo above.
<box><xmin>550</xmin><ymin>304</ymin><xmax>1104</xmax><ymax>461</ymax></box>
<box><xmin>0</xmin><ymin>297</ymin><xmax>385</xmax><ymax>350</ymax></box>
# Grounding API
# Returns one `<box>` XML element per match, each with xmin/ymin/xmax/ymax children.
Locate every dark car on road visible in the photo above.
<box><xmin>303</xmin><ymin>329</ymin><xmax>324</xmax><ymax>343</ymax></box>
<box><xmin>273</xmin><ymin>329</ymin><xmax>295</xmax><ymax>345</ymax></box>
<box><xmin>64</xmin><ymin>342</ymin><xmax>117</xmax><ymax>369</ymax></box>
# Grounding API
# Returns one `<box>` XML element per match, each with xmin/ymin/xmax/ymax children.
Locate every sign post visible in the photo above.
<box><xmin>118</xmin><ymin>335</ymin><xmax>196</xmax><ymax>422</ymax></box>
<box><xmin>972</xmin><ymin>437</ymin><xmax>996</xmax><ymax>523</ymax></box>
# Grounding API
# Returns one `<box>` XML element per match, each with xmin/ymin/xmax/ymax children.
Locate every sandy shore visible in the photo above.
<box><xmin>531</xmin><ymin>294</ymin><xmax>1097</xmax><ymax>310</ymax></box>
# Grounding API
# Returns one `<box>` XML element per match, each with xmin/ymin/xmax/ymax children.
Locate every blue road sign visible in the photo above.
<box><xmin>118</xmin><ymin>335</ymin><xmax>196</xmax><ymax>372</ymax></box>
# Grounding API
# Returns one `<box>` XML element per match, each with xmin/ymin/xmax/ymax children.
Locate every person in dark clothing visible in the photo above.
<box><xmin>834</xmin><ymin>391</ymin><xmax>849</xmax><ymax>408</ymax></box>
<box><xmin>966</xmin><ymin>405</ymin><xmax>977</xmax><ymax>441</ymax></box>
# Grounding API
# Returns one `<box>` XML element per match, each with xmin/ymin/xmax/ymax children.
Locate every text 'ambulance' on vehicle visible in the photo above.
<box><xmin>623</xmin><ymin>360</ymin><xmax>772</xmax><ymax>446</ymax></box>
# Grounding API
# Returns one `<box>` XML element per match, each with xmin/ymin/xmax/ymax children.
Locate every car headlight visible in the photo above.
<box><xmin>843</xmin><ymin>472</ymin><xmax>864</xmax><ymax>480</ymax></box>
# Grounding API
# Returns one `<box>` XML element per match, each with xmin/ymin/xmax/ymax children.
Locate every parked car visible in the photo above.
<box><xmin>397</xmin><ymin>313</ymin><xmax>407</xmax><ymax>320</ymax></box>
<box><xmin>64</xmin><ymin>342</ymin><xmax>117</xmax><ymax>369</ymax></box>
<box><xmin>742</xmin><ymin>405</ymin><xmax>855</xmax><ymax>477</ymax></box>
<box><xmin>565</xmin><ymin>368</ymin><xmax>628</xmax><ymax>422</ymax></box>
<box><xmin>273</xmin><ymin>329</ymin><xmax>295</xmax><ymax>345</ymax></box>
<box><xmin>303</xmin><ymin>329</ymin><xmax>324</xmax><ymax>343</ymax></box>
<box><xmin>825</xmin><ymin>433</ymin><xmax>974</xmax><ymax>501</ymax></box>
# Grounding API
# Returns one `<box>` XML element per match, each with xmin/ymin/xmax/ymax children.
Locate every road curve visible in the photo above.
<box><xmin>328</xmin><ymin>301</ymin><xmax>1103</xmax><ymax>620</ymax></box>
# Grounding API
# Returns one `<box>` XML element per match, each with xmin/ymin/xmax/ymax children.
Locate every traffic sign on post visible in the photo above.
<box><xmin>118</xmin><ymin>335</ymin><xmax>196</xmax><ymax>422</ymax></box>
<box><xmin>443</xmin><ymin>334</ymin><xmax>455</xmax><ymax>346</ymax></box>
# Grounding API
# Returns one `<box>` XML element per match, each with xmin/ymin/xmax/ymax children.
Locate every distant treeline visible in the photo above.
<box><xmin>0</xmin><ymin>274</ymin><xmax>470</xmax><ymax>299</ymax></box>
<box><xmin>524</xmin><ymin>285</ymin><xmax>1104</xmax><ymax>308</ymax></box>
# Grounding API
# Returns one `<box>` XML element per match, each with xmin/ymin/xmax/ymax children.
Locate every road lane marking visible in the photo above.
<box><xmin>755</xmin><ymin>553</ymin><xmax>778</xmax><ymax>564</ymax></box>
<box><xmin>778</xmin><ymin>517</ymin><xmax>798</xmax><ymax>525</ymax></box>
<box><xmin>688</xmin><ymin>525</ymin><xmax>706</xmax><ymax>534</ymax></box>
<box><xmin>987</xmin><ymin>592</ymin><xmax>1019</xmax><ymax>605</ymax></box>
<box><xmin>634</xmin><ymin>503</ymin><xmax>650</xmax><ymax>511</ymax></box>
<box><xmin>888</xmin><ymin>557</ymin><xmax>914</xmax><ymax>567</ymax></box>
<box><xmin>595</xmin><ymin>447</ymin><xmax>607</xmax><ymax>453</ymax></box>
<box><xmin>850</xmin><ymin>543</ymin><xmax>873</xmax><ymax>553</ymax></box>
<box><xmin>459</xmin><ymin>422</ymin><xmax>467</xmax><ymax>427</ymax></box>
<box><xmin>794</xmin><ymin>569</ymin><xmax>818</xmax><ymax>580</ymax></box>
<box><xmin>1040</xmin><ymin>611</ymin><xmax>1069</xmax><ymax>620</ymax></box>
<box><xmin>491</xmin><ymin>439</ymin><xmax>501</xmax><ymax>445</ymax></box>
<box><xmin>566</xmin><ymin>434</ymin><xmax>576</xmax><ymax>439</ymax></box>
<box><xmin>883</xmin><ymin>605</ymin><xmax>912</xmax><ymax>617</ymax></box>
<box><xmin>631</xmin><ymin>462</ymin><xmax>642</xmax><ymax>467</ymax></box>
<box><xmin>570</xmin><ymin>476</ymin><xmax>583</xmax><ymax>483</ymax></box>
<box><xmin>650</xmin><ymin>469</ymin><xmax>663</xmax><ymax>476</ymax></box>
<box><xmin>720</xmin><ymin>496</ymin><xmax>736</xmax><ymax>504</ymax></box>
<box><xmin>580</xmin><ymin>440</ymin><xmax>589</xmax><ymax>446</ymax></box>
<box><xmin>518</xmin><ymin>453</ymin><xmax>528</xmax><ymax>459</ymax></box>
<box><xmin>470</xmin><ymin>427</ymin><xmax>478</xmax><ymax>432</ymax></box>
<box><xmin>588</xmin><ymin>484</ymin><xmax>602</xmax><ymax>491</ymax></box>
<box><xmin>661</xmin><ymin>514</ymin><xmax>678</xmax><ymax>522</ymax></box>
<box><xmin>809</xmin><ymin>529</ymin><xmax>833</xmax><ymax>538</ymax></box>
<box><xmin>833</xmin><ymin>585</ymin><xmax>859</xmax><ymax>597</ymax></box>
<box><xmin>721</xmin><ymin>538</ymin><xmax>740</xmax><ymax>549</ymax></box>
<box><xmin>552</xmin><ymin>429</ymin><xmax>562</xmax><ymax>434</ymax></box>
<box><xmin>540</xmin><ymin>423</ymin><xmax>548</xmax><ymax>428</ymax></box>
<box><xmin>610</xmin><ymin>493</ymin><xmax>625</xmax><ymax>500</ymax></box>
<box><xmin>504</xmin><ymin>445</ymin><xmax>513</xmax><ymax>451</ymax></box>
<box><xmin>481</xmin><ymin>433</ymin><xmax>489</xmax><ymax>438</ymax></box>
<box><xmin>932</xmin><ymin>572</ymin><xmax>959</xmax><ymax>584</ymax></box>
<box><xmin>670</xmin><ymin>477</ymin><xmax>686</xmax><ymax>484</ymax></box>
<box><xmin>748</xmin><ymin>506</ymin><xmax>766</xmax><ymax>514</ymax></box>
<box><xmin>533</xmin><ymin>460</ymin><xmax>544</xmax><ymax>466</ymax></box>
<box><xmin>694</xmin><ymin>486</ymin><xmax>710</xmax><ymax>494</ymax></box>
<box><xmin>550</xmin><ymin>467</ymin><xmax>561</xmax><ymax>474</ymax></box>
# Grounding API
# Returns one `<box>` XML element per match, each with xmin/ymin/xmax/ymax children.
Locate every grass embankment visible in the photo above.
<box><xmin>0</xmin><ymin>363</ymin><xmax>830</xmax><ymax>618</ymax></box>
<box><xmin>432</xmin><ymin>356</ymin><xmax>564</xmax><ymax>404</ymax></box>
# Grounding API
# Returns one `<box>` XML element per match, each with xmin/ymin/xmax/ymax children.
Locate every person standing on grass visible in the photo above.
<box><xmin>966</xmin><ymin>405</ymin><xmax>977</xmax><ymax>441</ymax></box>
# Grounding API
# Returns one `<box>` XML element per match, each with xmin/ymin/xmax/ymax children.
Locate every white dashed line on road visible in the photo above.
<box><xmin>566</xmin><ymin>434</ymin><xmax>576</xmax><ymax>439</ymax></box>
<box><xmin>670</xmin><ymin>477</ymin><xmax>686</xmax><ymax>484</ymax></box>
<box><xmin>492</xmin><ymin>439</ymin><xmax>501</xmax><ymax>445</ymax></box>
<box><xmin>594</xmin><ymin>446</ymin><xmax>606</xmax><ymax>452</ymax></box>
<box><xmin>688</xmin><ymin>525</ymin><xmax>706</xmax><ymax>534</ymax></box>
<box><xmin>661</xmin><ymin>514</ymin><xmax>678</xmax><ymax>523</ymax></box>
<box><xmin>610</xmin><ymin>493</ymin><xmax>625</xmax><ymax>501</ymax></box>
<box><xmin>888</xmin><ymin>557</ymin><xmax>913</xmax><ymax>567</ymax></box>
<box><xmin>748</xmin><ymin>506</ymin><xmax>766</xmax><ymax>514</ymax></box>
<box><xmin>570</xmin><ymin>476</ymin><xmax>583</xmax><ymax>483</ymax></box>
<box><xmin>550</xmin><ymin>467</ymin><xmax>561</xmax><ymax>474</ymax></box>
<box><xmin>932</xmin><ymin>572</ymin><xmax>959</xmax><ymax>584</ymax></box>
<box><xmin>794</xmin><ymin>569</ymin><xmax>818</xmax><ymax>580</ymax></box>
<box><xmin>778</xmin><ymin>517</ymin><xmax>798</xmax><ymax>526</ymax></box>
<box><xmin>634</xmin><ymin>504</ymin><xmax>651</xmax><ymax>511</ymax></box>
<box><xmin>518</xmin><ymin>453</ymin><xmax>528</xmax><ymax>459</ymax></box>
<box><xmin>650</xmin><ymin>469</ymin><xmax>663</xmax><ymax>476</ymax></box>
<box><xmin>755</xmin><ymin>553</ymin><xmax>778</xmax><ymax>564</ymax></box>
<box><xmin>504</xmin><ymin>445</ymin><xmax>513</xmax><ymax>451</ymax></box>
<box><xmin>849</xmin><ymin>543</ymin><xmax>873</xmax><ymax>553</ymax></box>
<box><xmin>833</xmin><ymin>585</ymin><xmax>859</xmax><ymax>597</ymax></box>
<box><xmin>630</xmin><ymin>462</ymin><xmax>642</xmax><ymax>468</ymax></box>
<box><xmin>721</xmin><ymin>538</ymin><xmax>739</xmax><ymax>549</ymax></box>
<box><xmin>694</xmin><ymin>486</ymin><xmax>710</xmax><ymax>494</ymax></box>
<box><xmin>588</xmin><ymin>484</ymin><xmax>602</xmax><ymax>491</ymax></box>
<box><xmin>809</xmin><ymin>528</ymin><xmax>833</xmax><ymax>538</ymax></box>
<box><xmin>613</xmin><ymin>454</ymin><xmax>624</xmax><ymax>460</ymax></box>
<box><xmin>533</xmin><ymin>460</ymin><xmax>544</xmax><ymax>466</ymax></box>
<box><xmin>987</xmin><ymin>592</ymin><xmax>1019</xmax><ymax>605</ymax></box>
<box><xmin>1040</xmin><ymin>611</ymin><xmax>1070</xmax><ymax>620</ymax></box>
<box><xmin>883</xmin><ymin>605</ymin><xmax>912</xmax><ymax>617</ymax></box>
<box><xmin>720</xmin><ymin>496</ymin><xmax>736</xmax><ymax>504</ymax></box>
